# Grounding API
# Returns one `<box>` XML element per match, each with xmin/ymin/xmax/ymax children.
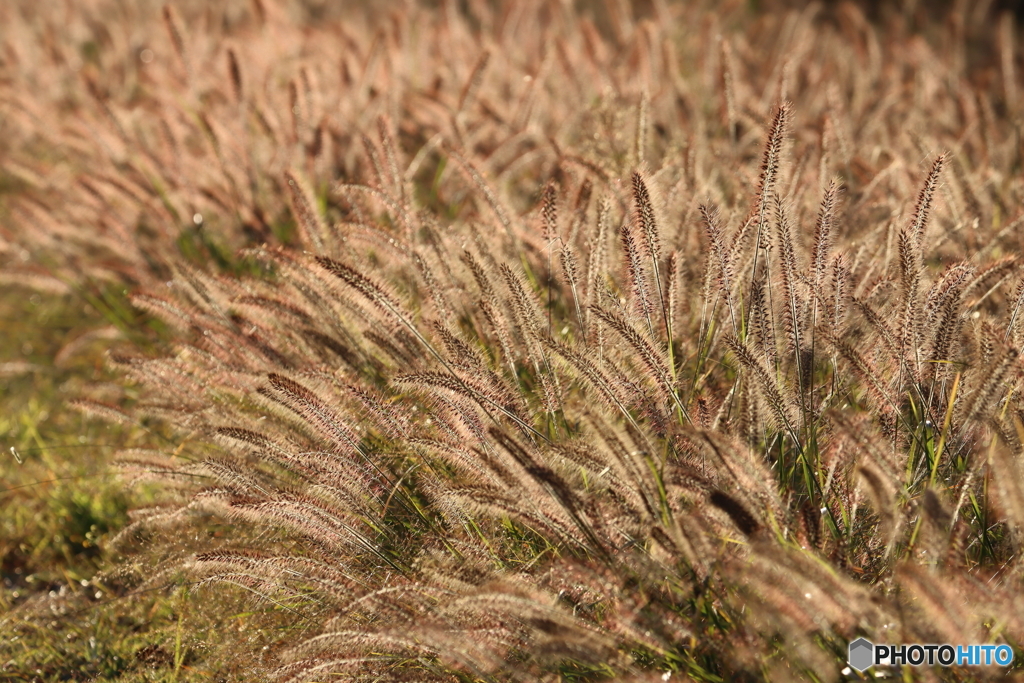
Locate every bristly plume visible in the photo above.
<box><xmin>720</xmin><ymin>37</ymin><xmax>738</xmax><ymax>144</ymax></box>
<box><xmin>265</xmin><ymin>373</ymin><xmax>361</xmax><ymax>452</ymax></box>
<box><xmin>756</xmin><ymin>103</ymin><xmax>791</xmax><ymax>224</ymax></box>
<box><xmin>461</xmin><ymin>249</ymin><xmax>495</xmax><ymax>300</ymax></box>
<box><xmin>499</xmin><ymin>263</ymin><xmax>562</xmax><ymax>415</ymax></box>
<box><xmin>542</xmin><ymin>181</ymin><xmax>559</xmax><ymax>243</ymax></box>
<box><xmin>592</xmin><ymin>306</ymin><xmax>689</xmax><ymax>422</ymax></box>
<box><xmin>725</xmin><ymin>334</ymin><xmax>796</xmax><ymax>440</ymax></box>
<box><xmin>499</xmin><ymin>263</ymin><xmax>543</xmax><ymax>340</ymax></box>
<box><xmin>413</xmin><ymin>251</ymin><xmax>452</xmax><ymax>321</ymax></box>
<box><xmin>1005</xmin><ymin>276</ymin><xmax>1024</xmax><ymax>342</ymax></box>
<box><xmin>635</xmin><ymin>89</ymin><xmax>649</xmax><ymax>166</ymax></box>
<box><xmin>226</xmin><ymin>47</ymin><xmax>243</xmax><ymax>104</ymax></box>
<box><xmin>834</xmin><ymin>340</ymin><xmax>898</xmax><ymax>414</ymax></box>
<box><xmin>666</xmin><ymin>249</ymin><xmax>679</xmax><ymax>343</ymax></box>
<box><xmin>585</xmin><ymin>196</ymin><xmax>611</xmax><ymax>332</ymax></box>
<box><xmin>897</xmin><ymin>226</ymin><xmax>923</xmax><ymax>378</ymax></box>
<box><xmin>560</xmin><ymin>245</ymin><xmax>585</xmax><ymax>340</ymax></box>
<box><xmin>377</xmin><ymin>116</ymin><xmax>406</xmax><ymax>212</ymax></box>
<box><xmin>829</xmin><ymin>252</ymin><xmax>850</xmax><ymax>340</ymax></box>
<box><xmin>749</xmin><ymin>279</ymin><xmax>775</xmax><ymax>366</ymax></box>
<box><xmin>812</xmin><ymin>179</ymin><xmax>841</xmax><ymax>288</ymax></box>
<box><xmin>162</xmin><ymin>5</ymin><xmax>191</xmax><ymax>85</ymax></box>
<box><xmin>620</xmin><ymin>222</ymin><xmax>655</xmax><ymax>339</ymax></box>
<box><xmin>709</xmin><ymin>490</ymin><xmax>761</xmax><ymax>536</ymax></box>
<box><xmin>542</xmin><ymin>181</ymin><xmax>560</xmax><ymax>338</ymax></box>
<box><xmin>284</xmin><ymin>170</ymin><xmax>326</xmax><ymax>252</ymax></box>
<box><xmin>960</xmin><ymin>345</ymin><xmax>1018</xmax><ymax>424</ymax></box>
<box><xmin>908</xmin><ymin>154</ymin><xmax>946</xmax><ymax>243</ymax></box>
<box><xmin>69</xmin><ymin>398</ymin><xmax>133</xmax><ymax>426</ymax></box>
<box><xmin>567</xmin><ymin>177</ymin><xmax>593</xmax><ymax>247</ymax></box>
<box><xmin>631</xmin><ymin>170</ymin><xmax>667</xmax><ymax>332</ymax></box>
<box><xmin>738</xmin><ymin>102</ymin><xmax>790</xmax><ymax>271</ymax></box>
<box><xmin>316</xmin><ymin>257</ymin><xmax>405</xmax><ymax>324</ymax></box>
<box><xmin>773</xmin><ymin>195</ymin><xmax>802</xmax><ymax>357</ymax></box>
<box><xmin>360</xmin><ymin>132</ymin><xmax>388</xmax><ymax>191</ymax></box>
<box><xmin>700</xmin><ymin>203</ymin><xmax>736</xmax><ymax>333</ymax></box>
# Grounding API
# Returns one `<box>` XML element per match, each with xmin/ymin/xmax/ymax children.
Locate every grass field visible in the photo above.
<box><xmin>3</xmin><ymin>1</ymin><xmax>1024</xmax><ymax>681</ymax></box>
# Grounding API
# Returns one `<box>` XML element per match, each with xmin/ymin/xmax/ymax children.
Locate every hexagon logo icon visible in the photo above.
<box><xmin>848</xmin><ymin>637</ymin><xmax>874</xmax><ymax>672</ymax></box>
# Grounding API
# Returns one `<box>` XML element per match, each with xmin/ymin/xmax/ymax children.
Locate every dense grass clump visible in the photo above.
<box><xmin>3</xmin><ymin>0</ymin><xmax>1024</xmax><ymax>681</ymax></box>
